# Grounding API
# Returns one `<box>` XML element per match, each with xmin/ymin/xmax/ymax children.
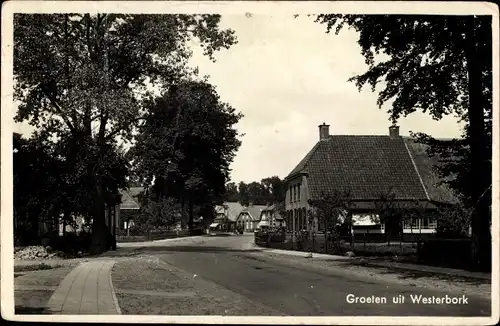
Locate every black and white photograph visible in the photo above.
<box><xmin>1</xmin><ymin>1</ymin><xmax>498</xmax><ymax>324</ymax></box>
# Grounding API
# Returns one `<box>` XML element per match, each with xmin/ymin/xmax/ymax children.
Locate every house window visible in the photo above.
<box><xmin>422</xmin><ymin>217</ymin><xmax>437</xmax><ymax>229</ymax></box>
<box><xmin>298</xmin><ymin>184</ymin><xmax>301</xmax><ymax>201</ymax></box>
<box><xmin>289</xmin><ymin>187</ymin><xmax>292</xmax><ymax>203</ymax></box>
<box><xmin>403</xmin><ymin>218</ymin><xmax>419</xmax><ymax>229</ymax></box>
<box><xmin>403</xmin><ymin>217</ymin><xmax>437</xmax><ymax>230</ymax></box>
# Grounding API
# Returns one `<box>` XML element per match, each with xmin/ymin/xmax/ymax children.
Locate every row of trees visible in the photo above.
<box><xmin>222</xmin><ymin>176</ymin><xmax>286</xmax><ymax>206</ymax></box>
<box><xmin>13</xmin><ymin>132</ymin><xmax>127</xmax><ymax>246</ymax></box>
<box><xmin>13</xmin><ymin>14</ymin><xmax>239</xmax><ymax>253</ymax></box>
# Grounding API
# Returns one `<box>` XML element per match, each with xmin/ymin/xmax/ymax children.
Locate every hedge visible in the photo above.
<box><xmin>116</xmin><ymin>228</ymin><xmax>204</xmax><ymax>243</ymax></box>
<box><xmin>255</xmin><ymin>231</ymin><xmax>479</xmax><ymax>270</ymax></box>
<box><xmin>417</xmin><ymin>238</ymin><xmax>476</xmax><ymax>270</ymax></box>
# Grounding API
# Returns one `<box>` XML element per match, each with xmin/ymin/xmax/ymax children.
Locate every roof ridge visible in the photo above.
<box><xmin>329</xmin><ymin>134</ymin><xmax>390</xmax><ymax>137</ymax></box>
<box><xmin>403</xmin><ymin>139</ymin><xmax>431</xmax><ymax>201</ymax></box>
<box><xmin>286</xmin><ymin>141</ymin><xmax>322</xmax><ymax>179</ymax></box>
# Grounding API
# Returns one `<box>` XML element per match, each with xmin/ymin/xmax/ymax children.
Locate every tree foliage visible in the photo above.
<box><xmin>136</xmin><ymin>197</ymin><xmax>184</xmax><ymax>231</ymax></box>
<box><xmin>308</xmin><ymin>190</ymin><xmax>352</xmax><ymax>234</ymax></box>
<box><xmin>130</xmin><ymin>80</ymin><xmax>243</xmax><ymax>231</ymax></box>
<box><xmin>315</xmin><ymin>14</ymin><xmax>492</xmax><ymax>270</ymax></box>
<box><xmin>14</xmin><ymin>13</ymin><xmax>236</xmax><ymax>253</ymax></box>
<box><xmin>223</xmin><ymin>182</ymin><xmax>239</xmax><ymax>202</ymax></box>
<box><xmin>226</xmin><ymin>177</ymin><xmax>286</xmax><ymax>206</ymax></box>
<box><xmin>13</xmin><ymin>131</ymin><xmax>128</xmax><ymax>246</ymax></box>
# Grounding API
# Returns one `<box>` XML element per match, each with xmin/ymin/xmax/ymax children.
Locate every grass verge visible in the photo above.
<box><xmin>15</xmin><ymin>290</ymin><xmax>53</xmax><ymax>315</ymax></box>
<box><xmin>14</xmin><ymin>263</ymin><xmax>63</xmax><ymax>273</ymax></box>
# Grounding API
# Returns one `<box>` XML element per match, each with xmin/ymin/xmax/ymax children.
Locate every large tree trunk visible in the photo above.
<box><xmin>89</xmin><ymin>178</ymin><xmax>109</xmax><ymax>255</ymax></box>
<box><xmin>465</xmin><ymin>17</ymin><xmax>492</xmax><ymax>272</ymax></box>
<box><xmin>188</xmin><ymin>199</ymin><xmax>194</xmax><ymax>236</ymax></box>
<box><xmin>28</xmin><ymin>208</ymin><xmax>40</xmax><ymax>245</ymax></box>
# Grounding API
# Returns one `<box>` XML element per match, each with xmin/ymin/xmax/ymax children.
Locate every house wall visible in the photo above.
<box><xmin>285</xmin><ymin>175</ymin><xmax>319</xmax><ymax>233</ymax></box>
<box><xmin>237</xmin><ymin>212</ymin><xmax>258</xmax><ymax>232</ymax></box>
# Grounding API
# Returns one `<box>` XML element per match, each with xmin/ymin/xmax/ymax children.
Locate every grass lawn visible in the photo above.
<box><xmin>14</xmin><ymin>264</ymin><xmax>76</xmax><ymax>314</ymax></box>
<box><xmin>112</xmin><ymin>259</ymin><xmax>194</xmax><ymax>292</ymax></box>
<box><xmin>15</xmin><ymin>265</ymin><xmax>76</xmax><ymax>287</ymax></box>
<box><xmin>112</xmin><ymin>256</ymin><xmax>284</xmax><ymax>315</ymax></box>
<box><xmin>15</xmin><ymin>290</ymin><xmax>53</xmax><ymax>314</ymax></box>
<box><xmin>15</xmin><ymin>263</ymin><xmax>64</xmax><ymax>273</ymax></box>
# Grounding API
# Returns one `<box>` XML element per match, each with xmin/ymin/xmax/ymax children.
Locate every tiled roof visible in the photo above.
<box><xmin>404</xmin><ymin>139</ymin><xmax>458</xmax><ymax>204</ymax></box>
<box><xmin>215</xmin><ymin>201</ymin><xmax>246</xmax><ymax>221</ymax></box>
<box><xmin>260</xmin><ymin>204</ymin><xmax>285</xmax><ymax>220</ymax></box>
<box><xmin>286</xmin><ymin>135</ymin><xmax>430</xmax><ymax>201</ymax></box>
<box><xmin>238</xmin><ymin>205</ymin><xmax>267</xmax><ymax>221</ymax></box>
<box><xmin>120</xmin><ymin>187</ymin><xmax>144</xmax><ymax>210</ymax></box>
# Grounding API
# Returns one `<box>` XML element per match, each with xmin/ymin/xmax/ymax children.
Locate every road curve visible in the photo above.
<box><xmin>133</xmin><ymin>235</ymin><xmax>491</xmax><ymax>317</ymax></box>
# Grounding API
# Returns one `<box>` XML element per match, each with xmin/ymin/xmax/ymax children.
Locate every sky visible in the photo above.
<box><xmin>13</xmin><ymin>14</ymin><xmax>464</xmax><ymax>185</ymax></box>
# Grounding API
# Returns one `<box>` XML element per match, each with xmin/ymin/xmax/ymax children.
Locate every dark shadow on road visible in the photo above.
<box><xmin>336</xmin><ymin>261</ymin><xmax>491</xmax><ymax>287</ymax></box>
<box><xmin>15</xmin><ymin>306</ymin><xmax>49</xmax><ymax>314</ymax></box>
<box><xmin>97</xmin><ymin>246</ymin><xmax>264</xmax><ymax>258</ymax></box>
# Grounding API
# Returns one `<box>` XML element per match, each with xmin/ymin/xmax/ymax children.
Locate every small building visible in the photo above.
<box><xmin>236</xmin><ymin>204</ymin><xmax>267</xmax><ymax>232</ymax></box>
<box><xmin>257</xmin><ymin>203</ymin><xmax>286</xmax><ymax>229</ymax></box>
<box><xmin>119</xmin><ymin>187</ymin><xmax>144</xmax><ymax>231</ymax></box>
<box><xmin>212</xmin><ymin>201</ymin><xmax>245</xmax><ymax>232</ymax></box>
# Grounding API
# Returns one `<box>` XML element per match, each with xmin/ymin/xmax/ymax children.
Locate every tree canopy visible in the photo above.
<box><xmin>14</xmin><ymin>13</ymin><xmax>237</xmax><ymax>252</ymax></box>
<box><xmin>129</xmin><ymin>80</ymin><xmax>243</xmax><ymax>231</ymax></box>
<box><xmin>222</xmin><ymin>177</ymin><xmax>286</xmax><ymax>206</ymax></box>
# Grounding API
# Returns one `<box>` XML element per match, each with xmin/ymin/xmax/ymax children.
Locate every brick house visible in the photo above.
<box><xmin>257</xmin><ymin>203</ymin><xmax>286</xmax><ymax>229</ymax></box>
<box><xmin>236</xmin><ymin>204</ymin><xmax>267</xmax><ymax>232</ymax></box>
<box><xmin>212</xmin><ymin>201</ymin><xmax>244</xmax><ymax>232</ymax></box>
<box><xmin>119</xmin><ymin>187</ymin><xmax>143</xmax><ymax>230</ymax></box>
<box><xmin>284</xmin><ymin>123</ymin><xmax>457</xmax><ymax>241</ymax></box>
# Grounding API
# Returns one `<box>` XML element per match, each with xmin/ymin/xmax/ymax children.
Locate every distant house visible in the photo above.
<box><xmin>257</xmin><ymin>203</ymin><xmax>285</xmax><ymax>229</ymax></box>
<box><xmin>236</xmin><ymin>203</ymin><xmax>267</xmax><ymax>232</ymax></box>
<box><xmin>284</xmin><ymin>123</ymin><xmax>457</xmax><ymax>241</ymax></box>
<box><xmin>119</xmin><ymin>187</ymin><xmax>144</xmax><ymax>230</ymax></box>
<box><xmin>212</xmin><ymin>201</ymin><xmax>245</xmax><ymax>232</ymax></box>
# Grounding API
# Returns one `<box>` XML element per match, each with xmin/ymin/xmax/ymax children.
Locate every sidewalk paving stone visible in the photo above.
<box><xmin>46</xmin><ymin>260</ymin><xmax>120</xmax><ymax>315</ymax></box>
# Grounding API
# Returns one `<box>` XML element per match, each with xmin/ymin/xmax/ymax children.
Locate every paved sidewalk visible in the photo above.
<box><xmin>46</xmin><ymin>260</ymin><xmax>121</xmax><ymax>315</ymax></box>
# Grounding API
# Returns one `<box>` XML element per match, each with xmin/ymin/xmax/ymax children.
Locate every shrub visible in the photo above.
<box><xmin>418</xmin><ymin>238</ymin><xmax>473</xmax><ymax>270</ymax></box>
<box><xmin>48</xmin><ymin>230</ymin><xmax>93</xmax><ymax>255</ymax></box>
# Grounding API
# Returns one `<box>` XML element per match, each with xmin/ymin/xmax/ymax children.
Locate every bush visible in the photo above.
<box><xmin>254</xmin><ymin>227</ymin><xmax>286</xmax><ymax>246</ymax></box>
<box><xmin>418</xmin><ymin>238</ymin><xmax>473</xmax><ymax>270</ymax></box>
<box><xmin>48</xmin><ymin>230</ymin><xmax>92</xmax><ymax>255</ymax></box>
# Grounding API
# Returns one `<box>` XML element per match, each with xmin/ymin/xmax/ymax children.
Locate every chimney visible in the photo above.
<box><xmin>389</xmin><ymin>125</ymin><xmax>400</xmax><ymax>138</ymax></box>
<box><xmin>318</xmin><ymin>122</ymin><xmax>330</xmax><ymax>140</ymax></box>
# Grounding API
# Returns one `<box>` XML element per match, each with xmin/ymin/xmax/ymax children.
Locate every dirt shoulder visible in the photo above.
<box><xmin>249</xmin><ymin>251</ymin><xmax>491</xmax><ymax>301</ymax></box>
